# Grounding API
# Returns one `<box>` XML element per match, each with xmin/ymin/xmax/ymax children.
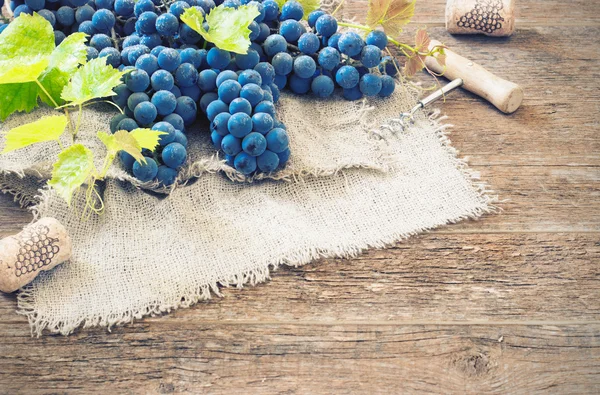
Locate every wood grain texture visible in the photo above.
<box><xmin>0</xmin><ymin>0</ymin><xmax>599</xmax><ymax>393</ymax></box>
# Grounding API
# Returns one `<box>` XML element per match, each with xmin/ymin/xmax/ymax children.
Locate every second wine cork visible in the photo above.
<box><xmin>446</xmin><ymin>0</ymin><xmax>516</xmax><ymax>37</ymax></box>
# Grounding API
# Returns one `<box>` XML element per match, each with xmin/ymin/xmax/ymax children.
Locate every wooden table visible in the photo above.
<box><xmin>1</xmin><ymin>0</ymin><xmax>599</xmax><ymax>393</ymax></box>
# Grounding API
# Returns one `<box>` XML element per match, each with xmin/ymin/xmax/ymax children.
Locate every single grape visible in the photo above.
<box><xmin>254</xmin><ymin>62</ymin><xmax>275</xmax><ymax>84</ymax></box>
<box><xmin>150</xmin><ymin>45</ymin><xmax>166</xmax><ymax>57</ymax></box>
<box><xmin>136</xmin><ymin>11</ymin><xmax>158</xmax><ymax>35</ymax></box>
<box><xmin>153</xmin><ymin>121</ymin><xmax>177</xmax><ymax>145</ymax></box>
<box><xmin>254</xmin><ymin>100</ymin><xmax>275</xmax><ymax>117</ymax></box>
<box><xmin>24</xmin><ymin>0</ymin><xmax>44</xmax><ymax>11</ymax></box>
<box><xmin>256</xmin><ymin>23</ymin><xmax>270</xmax><ymax>42</ymax></box>
<box><xmin>127</xmin><ymin>45</ymin><xmax>150</xmax><ymax>65</ymax></box>
<box><xmin>365</xmin><ymin>30</ymin><xmax>388</xmax><ymax>50</ymax></box>
<box><xmin>359</xmin><ymin>74</ymin><xmax>382</xmax><ymax>96</ymax></box>
<box><xmin>240</xmin><ymin>83</ymin><xmax>263</xmax><ymax>107</ymax></box>
<box><xmin>277</xmin><ymin>148</ymin><xmax>291</xmax><ymax>167</ymax></box>
<box><xmin>150</xmin><ymin>69</ymin><xmax>174</xmax><ymax>91</ymax></box>
<box><xmin>221</xmin><ymin>134</ymin><xmax>242</xmax><ymax>156</ymax></box>
<box><xmin>75</xmin><ymin>4</ymin><xmax>94</xmax><ymax>23</ymax></box>
<box><xmin>169</xmin><ymin>1</ymin><xmax>190</xmax><ymax>19</ymax></box>
<box><xmin>318</xmin><ymin>47</ymin><xmax>340</xmax><ymax>71</ymax></box>
<box><xmin>163</xmin><ymin>113</ymin><xmax>186</xmax><ymax>131</ymax></box>
<box><xmin>218</xmin><ymin>79</ymin><xmax>242</xmax><ymax>104</ymax></box>
<box><xmin>379</xmin><ymin>56</ymin><xmax>400</xmax><ymax>76</ymax></box>
<box><xmin>99</xmin><ymin>48</ymin><xmax>121</xmax><ymax>68</ymax></box>
<box><xmin>161</xmin><ymin>142</ymin><xmax>187</xmax><ymax>168</ymax></box>
<box><xmin>127</xmin><ymin>92</ymin><xmax>150</xmax><ymax>112</ymax></box>
<box><xmin>155</xmin><ymin>12</ymin><xmax>178</xmax><ymax>36</ymax></box>
<box><xmin>157</xmin><ymin>48</ymin><xmax>181</xmax><ymax>72</ymax></box>
<box><xmin>175</xmin><ymin>63</ymin><xmax>199</xmax><ymax>87</ymax></box>
<box><xmin>211</xmin><ymin>112</ymin><xmax>231</xmax><ymax>136</ymax></box>
<box><xmin>198</xmin><ymin>69</ymin><xmax>218</xmax><ymax>92</ymax></box>
<box><xmin>242</xmin><ymin>132</ymin><xmax>267</xmax><ymax>157</ymax></box>
<box><xmin>343</xmin><ymin>85</ymin><xmax>363</xmax><ymax>101</ymax></box>
<box><xmin>134</xmin><ymin>101</ymin><xmax>158</xmax><ymax>125</ymax></box>
<box><xmin>335</xmin><ymin>65</ymin><xmax>359</xmax><ymax>89</ymax></box>
<box><xmin>156</xmin><ymin>165</ymin><xmax>178</xmax><ymax>186</ymax></box>
<box><xmin>379</xmin><ymin>75</ymin><xmax>395</xmax><ymax>97</ymax></box>
<box><xmin>38</xmin><ymin>10</ymin><xmax>56</xmax><ymax>27</ymax></box>
<box><xmin>338</xmin><ymin>32</ymin><xmax>364</xmax><ymax>57</ymax></box>
<box><xmin>110</xmin><ymin>113</ymin><xmax>128</xmax><ymax>133</ymax></box>
<box><xmin>133</xmin><ymin>157</ymin><xmax>158</xmax><ymax>182</ymax></box>
<box><xmin>135</xmin><ymin>54</ymin><xmax>159</xmax><ymax>75</ymax></box>
<box><xmin>293</xmin><ymin>55</ymin><xmax>316</xmax><ymax>79</ymax></box>
<box><xmin>311</xmin><ymin>75</ymin><xmax>334</xmax><ymax>98</ymax></box>
<box><xmin>315</xmin><ymin>14</ymin><xmax>338</xmax><ymax>37</ymax></box>
<box><xmin>298</xmin><ymin>33</ymin><xmax>320</xmax><ymax>55</ymax></box>
<box><xmin>56</xmin><ymin>6</ymin><xmax>75</xmax><ymax>27</ymax></box>
<box><xmin>211</xmin><ymin>130</ymin><xmax>224</xmax><ymax>149</ymax></box>
<box><xmin>119</xmin><ymin>151</ymin><xmax>136</xmax><ymax>171</ymax></box>
<box><xmin>216</xmin><ymin>70</ymin><xmax>239</xmax><ymax>87</ymax></box>
<box><xmin>261</xmin><ymin>0</ymin><xmax>279</xmax><ymax>21</ymax></box>
<box><xmin>265</xmin><ymin>128</ymin><xmax>289</xmax><ymax>153</ymax></box>
<box><xmin>151</xmin><ymin>90</ymin><xmax>177</xmax><ymax>116</ymax></box>
<box><xmin>257</xmin><ymin>150</ymin><xmax>279</xmax><ymax>172</ymax></box>
<box><xmin>279</xmin><ymin>19</ymin><xmax>304</xmax><ymax>42</ymax></box>
<box><xmin>233</xmin><ymin>152</ymin><xmax>257</xmax><ymax>175</ymax></box>
<box><xmin>273</xmin><ymin>74</ymin><xmax>287</xmax><ymax>90</ymax></box>
<box><xmin>360</xmin><ymin>45</ymin><xmax>381</xmax><ymax>68</ymax></box>
<box><xmin>238</xmin><ymin>69</ymin><xmax>262</xmax><ymax>86</ymax></box>
<box><xmin>175</xmin><ymin>96</ymin><xmax>197</xmax><ymax>125</ymax></box>
<box><xmin>113</xmin><ymin>84</ymin><xmax>132</xmax><ymax>109</ymax></box>
<box><xmin>280</xmin><ymin>0</ymin><xmax>303</xmax><ymax>21</ymax></box>
<box><xmin>206</xmin><ymin>47</ymin><xmax>231</xmax><ymax>69</ymax></box>
<box><xmin>248</xmin><ymin>21</ymin><xmax>260</xmax><ymax>41</ymax></box>
<box><xmin>96</xmin><ymin>0</ymin><xmax>114</xmax><ymax>9</ymax></box>
<box><xmin>180</xmin><ymin>48</ymin><xmax>203</xmax><ymax>68</ymax></box>
<box><xmin>90</xmin><ymin>34</ymin><xmax>112</xmax><ymax>51</ymax></box>
<box><xmin>179</xmin><ymin>24</ymin><xmax>202</xmax><ymax>44</ymax></box>
<box><xmin>86</xmin><ymin>46</ymin><xmax>99</xmax><ymax>61</ymax></box>
<box><xmin>122</xmin><ymin>35</ymin><xmax>141</xmax><ymax>48</ymax></box>
<box><xmin>229</xmin><ymin>97</ymin><xmax>253</xmax><ymax>115</ymax></box>
<box><xmin>235</xmin><ymin>49</ymin><xmax>260</xmax><ymax>70</ymax></box>
<box><xmin>126</xmin><ymin>69</ymin><xmax>150</xmax><ymax>92</ymax></box>
<box><xmin>117</xmin><ymin>117</ymin><xmax>139</xmax><ymax>132</ymax></box>
<box><xmin>271</xmin><ymin>52</ymin><xmax>293</xmax><ymax>75</ymax></box>
<box><xmin>13</xmin><ymin>5</ymin><xmax>32</xmax><ymax>18</ymax></box>
<box><xmin>307</xmin><ymin>9</ymin><xmax>325</xmax><ymax>28</ymax></box>
<box><xmin>206</xmin><ymin>100</ymin><xmax>229</xmax><ymax>122</ymax></box>
<box><xmin>114</xmin><ymin>0</ymin><xmax>135</xmax><ymax>16</ymax></box>
<box><xmin>228</xmin><ymin>112</ymin><xmax>253</xmax><ymax>138</ymax></box>
<box><xmin>251</xmin><ymin>112</ymin><xmax>274</xmax><ymax>134</ymax></box>
<box><xmin>263</xmin><ymin>34</ymin><xmax>287</xmax><ymax>57</ymax></box>
<box><xmin>92</xmin><ymin>9</ymin><xmax>116</xmax><ymax>32</ymax></box>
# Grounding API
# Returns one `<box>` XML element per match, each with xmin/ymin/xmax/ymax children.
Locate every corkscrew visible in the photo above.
<box><xmin>398</xmin><ymin>78</ymin><xmax>464</xmax><ymax>128</ymax></box>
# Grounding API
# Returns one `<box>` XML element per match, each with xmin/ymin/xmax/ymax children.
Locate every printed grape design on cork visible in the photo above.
<box><xmin>14</xmin><ymin>225</ymin><xmax>60</xmax><ymax>278</ymax></box>
<box><xmin>457</xmin><ymin>0</ymin><xmax>505</xmax><ymax>34</ymax></box>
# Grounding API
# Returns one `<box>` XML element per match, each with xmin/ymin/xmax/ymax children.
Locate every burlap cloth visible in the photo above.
<box><xmin>0</xmin><ymin>84</ymin><xmax>497</xmax><ymax>335</ymax></box>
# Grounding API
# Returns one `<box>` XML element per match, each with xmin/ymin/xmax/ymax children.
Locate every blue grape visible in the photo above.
<box><xmin>151</xmin><ymin>90</ymin><xmax>177</xmax><ymax>116</ymax></box>
<box><xmin>229</xmin><ymin>98</ymin><xmax>252</xmax><ymax>115</ymax></box>
<box><xmin>25</xmin><ymin>0</ymin><xmax>44</xmax><ymax>11</ymax></box>
<box><xmin>257</xmin><ymin>150</ymin><xmax>279</xmax><ymax>172</ymax></box>
<box><xmin>335</xmin><ymin>65</ymin><xmax>359</xmax><ymax>89</ymax></box>
<box><xmin>150</xmin><ymin>45</ymin><xmax>166</xmax><ymax>57</ymax></box>
<box><xmin>13</xmin><ymin>5</ymin><xmax>32</xmax><ymax>18</ymax></box>
<box><xmin>122</xmin><ymin>35</ymin><xmax>141</xmax><ymax>48</ymax></box>
<box><xmin>280</xmin><ymin>0</ymin><xmax>303</xmax><ymax>20</ymax></box>
<box><xmin>242</xmin><ymin>132</ymin><xmax>267</xmax><ymax>156</ymax></box>
<box><xmin>327</xmin><ymin>33</ymin><xmax>341</xmax><ymax>49</ymax></box>
<box><xmin>206</xmin><ymin>47</ymin><xmax>231</xmax><ymax>69</ymax></box>
<box><xmin>180</xmin><ymin>48</ymin><xmax>203</xmax><ymax>68</ymax></box>
<box><xmin>279</xmin><ymin>19</ymin><xmax>303</xmax><ymax>42</ymax></box>
<box><xmin>78</xmin><ymin>23</ymin><xmax>96</xmax><ymax>38</ymax></box>
<box><xmin>169</xmin><ymin>1</ymin><xmax>190</xmax><ymax>18</ymax></box>
<box><xmin>153</xmin><ymin>121</ymin><xmax>177</xmax><ymax>145</ymax></box>
<box><xmin>113</xmin><ymin>84</ymin><xmax>131</xmax><ymax>109</ymax></box>
<box><xmin>127</xmin><ymin>92</ymin><xmax>150</xmax><ymax>112</ymax></box>
<box><xmin>240</xmin><ymin>83</ymin><xmax>263</xmax><ymax>107</ymax></box>
<box><xmin>254</xmin><ymin>100</ymin><xmax>275</xmax><ymax>117</ymax></box>
<box><xmin>238</xmin><ymin>69</ymin><xmax>262</xmax><ymax>86</ymax></box>
<box><xmin>56</xmin><ymin>6</ymin><xmax>75</xmax><ymax>26</ymax></box>
<box><xmin>216</xmin><ymin>70</ymin><xmax>239</xmax><ymax>87</ymax></box>
<box><xmin>218</xmin><ymin>79</ymin><xmax>242</xmax><ymax>104</ymax></box>
<box><xmin>221</xmin><ymin>134</ymin><xmax>242</xmax><ymax>156</ymax></box>
<box><xmin>269</xmin><ymin>83</ymin><xmax>280</xmax><ymax>102</ymax></box>
<box><xmin>133</xmin><ymin>157</ymin><xmax>158</xmax><ymax>181</ymax></box>
<box><xmin>265</xmin><ymin>128</ymin><xmax>289</xmax><ymax>153</ymax></box>
<box><xmin>196</xmin><ymin>0</ymin><xmax>215</xmax><ymax>13</ymax></box>
<box><xmin>157</xmin><ymin>48</ymin><xmax>181</xmax><ymax>72</ymax></box>
<box><xmin>174</xmin><ymin>130</ymin><xmax>188</xmax><ymax>147</ymax></box>
<box><xmin>198</xmin><ymin>69</ymin><xmax>218</xmax><ymax>92</ymax></box>
<box><xmin>92</xmin><ymin>9</ymin><xmax>116</xmax><ymax>31</ymax></box>
<box><xmin>119</xmin><ymin>151</ymin><xmax>135</xmax><ymax>171</ymax></box>
<box><xmin>228</xmin><ymin>112</ymin><xmax>252</xmax><ymax>138</ymax></box>
<box><xmin>318</xmin><ymin>47</ymin><xmax>340</xmax><ymax>71</ymax></box>
<box><xmin>175</xmin><ymin>96</ymin><xmax>197</xmax><ymax>125</ymax></box>
<box><xmin>134</xmin><ymin>0</ymin><xmax>154</xmax><ymax>16</ymax></box>
<box><xmin>110</xmin><ymin>113</ymin><xmax>128</xmax><ymax>133</ymax></box>
<box><xmin>151</xmin><ymin>69</ymin><xmax>174</xmax><ymax>91</ymax></box>
<box><xmin>311</xmin><ymin>75</ymin><xmax>334</xmax><ymax>98</ymax></box>
<box><xmin>38</xmin><ymin>10</ymin><xmax>56</xmax><ymax>27</ymax></box>
<box><xmin>263</xmin><ymin>34</ymin><xmax>287</xmax><ymax>57</ymax></box>
<box><xmin>338</xmin><ymin>32</ymin><xmax>364</xmax><ymax>57</ymax></box>
<box><xmin>126</xmin><ymin>69</ymin><xmax>150</xmax><ymax>92</ymax></box>
<box><xmin>136</xmin><ymin>11</ymin><xmax>157</xmax><ymax>34</ymax></box>
<box><xmin>180</xmin><ymin>85</ymin><xmax>201</xmax><ymax>102</ymax></box>
<box><xmin>211</xmin><ymin>130</ymin><xmax>224</xmax><ymax>148</ymax></box>
<box><xmin>170</xmin><ymin>85</ymin><xmax>182</xmax><ymax>98</ymax></box>
<box><xmin>365</xmin><ymin>30</ymin><xmax>388</xmax><ymax>50</ymax></box>
<box><xmin>293</xmin><ymin>55</ymin><xmax>316</xmax><ymax>79</ymax></box>
<box><xmin>343</xmin><ymin>85</ymin><xmax>362</xmax><ymax>100</ymax></box>
<box><xmin>211</xmin><ymin>112</ymin><xmax>231</xmax><ymax>136</ymax></box>
<box><xmin>379</xmin><ymin>75</ymin><xmax>395</xmax><ymax>97</ymax></box>
<box><xmin>75</xmin><ymin>4</ymin><xmax>94</xmax><ymax>23</ymax></box>
<box><xmin>262</xmin><ymin>0</ymin><xmax>279</xmax><ymax>21</ymax></box>
<box><xmin>156</xmin><ymin>165</ymin><xmax>178</xmax><ymax>186</ymax></box>
<box><xmin>235</xmin><ymin>50</ymin><xmax>260</xmax><ymax>70</ymax></box>
<box><xmin>307</xmin><ymin>9</ymin><xmax>325</xmax><ymax>27</ymax></box>
<box><xmin>256</xmin><ymin>22</ymin><xmax>270</xmax><ymax>42</ymax></box>
<box><xmin>277</xmin><ymin>148</ymin><xmax>290</xmax><ymax>167</ymax></box>
<box><xmin>248</xmin><ymin>21</ymin><xmax>260</xmax><ymax>41</ymax></box>
<box><xmin>359</xmin><ymin>74</ymin><xmax>382</xmax><ymax>96</ymax></box>
<box><xmin>175</xmin><ymin>63</ymin><xmax>199</xmax><ymax>87</ymax></box>
<box><xmin>251</xmin><ymin>112</ymin><xmax>273</xmax><ymax>134</ymax></box>
<box><xmin>179</xmin><ymin>24</ymin><xmax>202</xmax><ymax>44</ymax></box>
<box><xmin>206</xmin><ymin>99</ymin><xmax>229</xmax><ymax>122</ymax></box>
<box><xmin>134</xmin><ymin>101</ymin><xmax>158</xmax><ymax>125</ymax></box>
<box><xmin>96</xmin><ymin>0</ymin><xmax>114</xmax><ymax>9</ymax></box>
<box><xmin>298</xmin><ymin>32</ymin><xmax>320</xmax><ymax>55</ymax></box>
<box><xmin>273</xmin><ymin>74</ymin><xmax>287</xmax><ymax>90</ymax></box>
<box><xmin>272</xmin><ymin>52</ymin><xmax>293</xmax><ymax>75</ymax></box>
<box><xmin>161</xmin><ymin>142</ymin><xmax>187</xmax><ymax>168</ymax></box>
<box><xmin>135</xmin><ymin>54</ymin><xmax>159</xmax><ymax>75</ymax></box>
<box><xmin>360</xmin><ymin>45</ymin><xmax>381</xmax><ymax>68</ymax></box>
<box><xmin>163</xmin><ymin>113</ymin><xmax>185</xmax><ymax>131</ymax></box>
<box><xmin>315</xmin><ymin>14</ymin><xmax>337</xmax><ymax>37</ymax></box>
<box><xmin>114</xmin><ymin>0</ymin><xmax>134</xmax><ymax>16</ymax></box>
<box><xmin>254</xmin><ymin>62</ymin><xmax>275</xmax><ymax>84</ymax></box>
<box><xmin>233</xmin><ymin>152</ymin><xmax>257</xmax><ymax>174</ymax></box>
<box><xmin>99</xmin><ymin>47</ymin><xmax>121</xmax><ymax>68</ymax></box>
<box><xmin>155</xmin><ymin>12</ymin><xmax>178</xmax><ymax>35</ymax></box>
<box><xmin>117</xmin><ymin>117</ymin><xmax>139</xmax><ymax>132</ymax></box>
<box><xmin>127</xmin><ymin>45</ymin><xmax>150</xmax><ymax>65</ymax></box>
<box><xmin>379</xmin><ymin>56</ymin><xmax>400</xmax><ymax>76</ymax></box>
<box><xmin>90</xmin><ymin>34</ymin><xmax>113</xmax><ymax>51</ymax></box>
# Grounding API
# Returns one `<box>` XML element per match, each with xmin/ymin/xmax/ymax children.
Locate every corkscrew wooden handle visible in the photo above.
<box><xmin>425</xmin><ymin>39</ymin><xmax>524</xmax><ymax>114</ymax></box>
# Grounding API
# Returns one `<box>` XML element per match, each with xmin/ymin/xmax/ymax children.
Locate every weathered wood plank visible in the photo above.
<box><xmin>0</xmin><ymin>323</ymin><xmax>597</xmax><ymax>393</ymax></box>
<box><xmin>1</xmin><ymin>233</ymin><xmax>598</xmax><ymax>327</ymax></box>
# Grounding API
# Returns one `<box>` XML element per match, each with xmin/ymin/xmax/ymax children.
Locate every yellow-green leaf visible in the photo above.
<box><xmin>47</xmin><ymin>32</ymin><xmax>88</xmax><ymax>73</ymax></box>
<box><xmin>130</xmin><ymin>128</ymin><xmax>165</xmax><ymax>152</ymax></box>
<box><xmin>60</xmin><ymin>57</ymin><xmax>127</xmax><ymax>107</ymax></box>
<box><xmin>181</xmin><ymin>5</ymin><xmax>260</xmax><ymax>54</ymax></box>
<box><xmin>48</xmin><ymin>144</ymin><xmax>96</xmax><ymax>205</ymax></box>
<box><xmin>366</xmin><ymin>0</ymin><xmax>416</xmax><ymax>37</ymax></box>
<box><xmin>97</xmin><ymin>130</ymin><xmax>145</xmax><ymax>163</ymax></box>
<box><xmin>0</xmin><ymin>13</ymin><xmax>55</xmax><ymax>84</ymax></box>
<box><xmin>2</xmin><ymin>115</ymin><xmax>68</xmax><ymax>154</ymax></box>
<box><xmin>0</xmin><ymin>82</ymin><xmax>39</xmax><ymax>121</ymax></box>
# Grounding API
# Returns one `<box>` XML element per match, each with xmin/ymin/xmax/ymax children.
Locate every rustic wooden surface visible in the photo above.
<box><xmin>1</xmin><ymin>0</ymin><xmax>599</xmax><ymax>393</ymax></box>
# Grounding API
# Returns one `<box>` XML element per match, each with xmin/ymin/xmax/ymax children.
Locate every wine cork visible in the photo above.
<box><xmin>446</xmin><ymin>0</ymin><xmax>515</xmax><ymax>37</ymax></box>
<box><xmin>0</xmin><ymin>218</ymin><xmax>72</xmax><ymax>293</ymax></box>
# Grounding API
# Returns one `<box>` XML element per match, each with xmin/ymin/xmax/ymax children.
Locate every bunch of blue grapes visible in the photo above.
<box><xmin>4</xmin><ymin>0</ymin><xmax>403</xmax><ymax>182</ymax></box>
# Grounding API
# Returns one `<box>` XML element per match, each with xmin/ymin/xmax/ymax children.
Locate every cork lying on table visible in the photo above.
<box><xmin>0</xmin><ymin>217</ymin><xmax>72</xmax><ymax>293</ymax></box>
<box><xmin>446</xmin><ymin>0</ymin><xmax>515</xmax><ymax>37</ymax></box>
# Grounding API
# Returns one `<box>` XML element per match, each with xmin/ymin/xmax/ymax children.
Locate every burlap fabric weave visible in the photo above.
<box><xmin>0</xmin><ymin>84</ymin><xmax>496</xmax><ymax>335</ymax></box>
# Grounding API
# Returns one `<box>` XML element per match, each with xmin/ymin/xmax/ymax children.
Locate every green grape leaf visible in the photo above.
<box><xmin>130</xmin><ymin>128</ymin><xmax>166</xmax><ymax>152</ymax></box>
<box><xmin>60</xmin><ymin>57</ymin><xmax>127</xmax><ymax>107</ymax></box>
<box><xmin>0</xmin><ymin>82</ymin><xmax>39</xmax><ymax>121</ymax></box>
<box><xmin>48</xmin><ymin>144</ymin><xmax>96</xmax><ymax>205</ymax></box>
<box><xmin>97</xmin><ymin>130</ymin><xmax>145</xmax><ymax>163</ymax></box>
<box><xmin>47</xmin><ymin>32</ymin><xmax>88</xmax><ymax>73</ymax></box>
<box><xmin>2</xmin><ymin>115</ymin><xmax>68</xmax><ymax>154</ymax></box>
<box><xmin>181</xmin><ymin>5</ymin><xmax>260</xmax><ymax>54</ymax></box>
<box><xmin>0</xmin><ymin>13</ymin><xmax>55</xmax><ymax>84</ymax></box>
<box><xmin>38</xmin><ymin>68</ymin><xmax>69</xmax><ymax>107</ymax></box>
<box><xmin>366</xmin><ymin>0</ymin><xmax>416</xmax><ymax>37</ymax></box>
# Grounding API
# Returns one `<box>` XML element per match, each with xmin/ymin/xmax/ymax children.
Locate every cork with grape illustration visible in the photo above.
<box><xmin>446</xmin><ymin>0</ymin><xmax>516</xmax><ymax>36</ymax></box>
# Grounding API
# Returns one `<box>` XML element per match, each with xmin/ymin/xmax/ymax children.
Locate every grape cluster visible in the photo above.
<box><xmin>5</xmin><ymin>0</ymin><xmax>401</xmax><ymax>182</ymax></box>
